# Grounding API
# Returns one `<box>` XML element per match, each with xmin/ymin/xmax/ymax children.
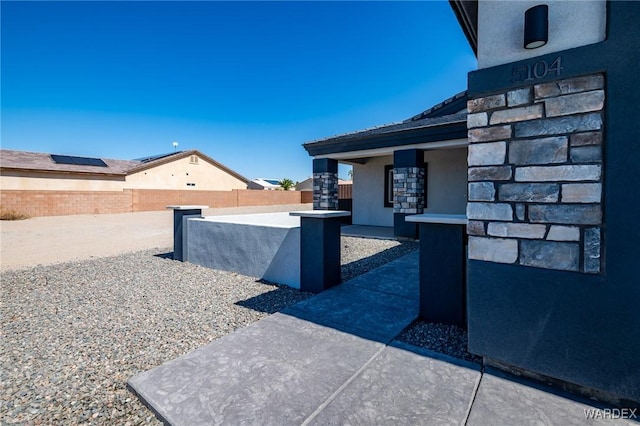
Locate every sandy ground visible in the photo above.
<box><xmin>0</xmin><ymin>204</ymin><xmax>312</xmax><ymax>271</ymax></box>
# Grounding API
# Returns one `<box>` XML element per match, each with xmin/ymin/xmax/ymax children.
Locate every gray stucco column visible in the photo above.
<box><xmin>406</xmin><ymin>214</ymin><xmax>467</xmax><ymax>327</ymax></box>
<box><xmin>393</xmin><ymin>149</ymin><xmax>425</xmax><ymax>239</ymax></box>
<box><xmin>290</xmin><ymin>210</ymin><xmax>351</xmax><ymax>293</ymax></box>
<box><xmin>312</xmin><ymin>158</ymin><xmax>339</xmax><ymax>210</ymax></box>
<box><xmin>167</xmin><ymin>205</ymin><xmax>208</xmax><ymax>261</ymax></box>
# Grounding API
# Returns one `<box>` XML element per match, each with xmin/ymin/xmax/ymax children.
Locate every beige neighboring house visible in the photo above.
<box><xmin>294</xmin><ymin>177</ymin><xmax>313</xmax><ymax>191</ymax></box>
<box><xmin>0</xmin><ymin>149</ymin><xmax>249</xmax><ymax>191</ymax></box>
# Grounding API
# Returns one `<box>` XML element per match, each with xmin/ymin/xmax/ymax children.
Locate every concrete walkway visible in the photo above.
<box><xmin>128</xmin><ymin>252</ymin><xmax>634</xmax><ymax>425</ymax></box>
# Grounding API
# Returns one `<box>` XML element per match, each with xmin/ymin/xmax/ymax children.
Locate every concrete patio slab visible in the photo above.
<box><xmin>129</xmin><ymin>252</ymin><xmax>420</xmax><ymax>425</ymax></box>
<box><xmin>341</xmin><ymin>250</ymin><xmax>419</xmax><ymax>300</ymax></box>
<box><xmin>129</xmin><ymin>249</ymin><xmax>633</xmax><ymax>426</ymax></box>
<box><xmin>281</xmin><ymin>249</ymin><xmax>419</xmax><ymax>343</ymax></box>
<box><xmin>467</xmin><ymin>368</ymin><xmax>637</xmax><ymax>426</ymax></box>
<box><xmin>307</xmin><ymin>341</ymin><xmax>481</xmax><ymax>426</ymax></box>
<box><xmin>129</xmin><ymin>313</ymin><xmax>385</xmax><ymax>426</ymax></box>
<box><xmin>282</xmin><ymin>284</ymin><xmax>418</xmax><ymax>343</ymax></box>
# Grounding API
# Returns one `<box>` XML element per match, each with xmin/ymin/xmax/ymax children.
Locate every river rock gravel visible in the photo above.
<box><xmin>0</xmin><ymin>237</ymin><xmax>417</xmax><ymax>425</ymax></box>
<box><xmin>397</xmin><ymin>321</ymin><xmax>482</xmax><ymax>364</ymax></box>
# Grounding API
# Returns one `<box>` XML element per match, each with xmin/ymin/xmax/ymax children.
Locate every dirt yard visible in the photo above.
<box><xmin>0</xmin><ymin>204</ymin><xmax>312</xmax><ymax>271</ymax></box>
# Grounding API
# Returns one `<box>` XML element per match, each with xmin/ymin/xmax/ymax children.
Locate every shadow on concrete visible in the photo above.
<box><xmin>235</xmin><ymin>248</ymin><xmax>421</xmax><ymax>345</ymax></box>
<box><xmin>235</xmin><ymin>284</ymin><xmax>314</xmax><ymax>314</ymax></box>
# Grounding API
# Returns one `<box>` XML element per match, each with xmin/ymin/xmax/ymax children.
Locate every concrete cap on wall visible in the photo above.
<box><xmin>289</xmin><ymin>210</ymin><xmax>351</xmax><ymax>219</ymax></box>
<box><xmin>166</xmin><ymin>205</ymin><xmax>209</xmax><ymax>210</ymax></box>
<box><xmin>405</xmin><ymin>213</ymin><xmax>468</xmax><ymax>225</ymax></box>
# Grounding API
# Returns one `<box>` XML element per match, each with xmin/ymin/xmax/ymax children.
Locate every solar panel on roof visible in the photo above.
<box><xmin>134</xmin><ymin>152</ymin><xmax>182</xmax><ymax>163</ymax></box>
<box><xmin>50</xmin><ymin>154</ymin><xmax>108</xmax><ymax>167</ymax></box>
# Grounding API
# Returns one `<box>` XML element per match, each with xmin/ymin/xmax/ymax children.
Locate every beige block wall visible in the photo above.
<box><xmin>125</xmin><ymin>155</ymin><xmax>247</xmax><ymax>190</ymax></box>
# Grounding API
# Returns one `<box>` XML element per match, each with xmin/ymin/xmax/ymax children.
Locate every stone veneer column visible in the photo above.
<box><xmin>466</xmin><ymin>74</ymin><xmax>604</xmax><ymax>273</ymax></box>
<box><xmin>393</xmin><ymin>149</ymin><xmax>425</xmax><ymax>238</ymax></box>
<box><xmin>312</xmin><ymin>158</ymin><xmax>339</xmax><ymax>210</ymax></box>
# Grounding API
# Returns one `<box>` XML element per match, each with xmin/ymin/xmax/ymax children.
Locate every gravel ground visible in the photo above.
<box><xmin>340</xmin><ymin>238</ymin><xmax>418</xmax><ymax>282</ymax></box>
<box><xmin>397</xmin><ymin>321</ymin><xmax>482</xmax><ymax>364</ymax></box>
<box><xmin>0</xmin><ymin>237</ymin><xmax>418</xmax><ymax>425</ymax></box>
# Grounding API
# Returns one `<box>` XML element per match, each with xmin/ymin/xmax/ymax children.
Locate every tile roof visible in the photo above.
<box><xmin>405</xmin><ymin>91</ymin><xmax>468</xmax><ymax>121</ymax></box>
<box><xmin>304</xmin><ymin>91</ymin><xmax>468</xmax><ymax>147</ymax></box>
<box><xmin>304</xmin><ymin>111</ymin><xmax>467</xmax><ymax>147</ymax></box>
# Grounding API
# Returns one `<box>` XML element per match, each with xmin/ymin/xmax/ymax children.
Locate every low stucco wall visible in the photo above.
<box><xmin>184</xmin><ymin>213</ymin><xmax>301</xmax><ymax>288</ymax></box>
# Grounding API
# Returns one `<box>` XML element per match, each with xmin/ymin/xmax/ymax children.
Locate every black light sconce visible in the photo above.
<box><xmin>524</xmin><ymin>4</ymin><xmax>549</xmax><ymax>49</ymax></box>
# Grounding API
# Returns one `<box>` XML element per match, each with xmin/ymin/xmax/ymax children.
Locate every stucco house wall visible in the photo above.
<box><xmin>351</xmin><ymin>148</ymin><xmax>468</xmax><ymax>227</ymax></box>
<box><xmin>352</xmin><ymin>156</ymin><xmax>393</xmax><ymax>227</ymax></box>
<box><xmin>125</xmin><ymin>154</ymin><xmax>247</xmax><ymax>191</ymax></box>
<box><xmin>477</xmin><ymin>0</ymin><xmax>606</xmax><ymax>69</ymax></box>
<box><xmin>0</xmin><ymin>170</ymin><xmax>126</xmax><ymax>191</ymax></box>
<box><xmin>423</xmin><ymin>148</ymin><xmax>467</xmax><ymax>214</ymax></box>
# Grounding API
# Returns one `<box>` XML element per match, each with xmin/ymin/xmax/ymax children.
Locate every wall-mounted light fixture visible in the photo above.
<box><xmin>524</xmin><ymin>4</ymin><xmax>549</xmax><ymax>49</ymax></box>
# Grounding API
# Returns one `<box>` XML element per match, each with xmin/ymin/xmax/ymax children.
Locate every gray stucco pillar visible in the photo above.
<box><xmin>291</xmin><ymin>210</ymin><xmax>351</xmax><ymax>293</ymax></box>
<box><xmin>167</xmin><ymin>205</ymin><xmax>208</xmax><ymax>261</ymax></box>
<box><xmin>312</xmin><ymin>158</ymin><xmax>339</xmax><ymax>210</ymax></box>
<box><xmin>393</xmin><ymin>149</ymin><xmax>425</xmax><ymax>239</ymax></box>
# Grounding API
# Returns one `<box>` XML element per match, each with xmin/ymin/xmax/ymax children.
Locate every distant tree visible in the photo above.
<box><xmin>347</xmin><ymin>169</ymin><xmax>353</xmax><ymax>180</ymax></box>
<box><xmin>279</xmin><ymin>178</ymin><xmax>295</xmax><ymax>191</ymax></box>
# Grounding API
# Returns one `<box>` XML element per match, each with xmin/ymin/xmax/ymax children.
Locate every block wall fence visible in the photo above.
<box><xmin>0</xmin><ymin>189</ymin><xmax>313</xmax><ymax>218</ymax></box>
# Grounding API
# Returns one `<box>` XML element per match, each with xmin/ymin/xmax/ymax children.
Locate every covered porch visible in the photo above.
<box><xmin>303</xmin><ymin>91</ymin><xmax>470</xmax><ymax>239</ymax></box>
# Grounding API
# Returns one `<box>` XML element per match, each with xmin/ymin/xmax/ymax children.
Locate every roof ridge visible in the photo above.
<box><xmin>405</xmin><ymin>90</ymin><xmax>468</xmax><ymax>122</ymax></box>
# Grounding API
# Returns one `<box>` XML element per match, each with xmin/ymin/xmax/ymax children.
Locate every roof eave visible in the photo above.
<box><xmin>0</xmin><ymin>166</ymin><xmax>127</xmax><ymax>178</ymax></box>
<box><xmin>304</xmin><ymin>121</ymin><xmax>468</xmax><ymax>157</ymax></box>
<box><xmin>449</xmin><ymin>0</ymin><xmax>478</xmax><ymax>57</ymax></box>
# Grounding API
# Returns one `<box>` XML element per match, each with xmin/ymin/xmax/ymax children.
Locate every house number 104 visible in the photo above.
<box><xmin>512</xmin><ymin>57</ymin><xmax>563</xmax><ymax>83</ymax></box>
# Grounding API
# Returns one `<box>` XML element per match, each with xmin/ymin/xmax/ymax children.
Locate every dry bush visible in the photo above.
<box><xmin>0</xmin><ymin>209</ymin><xmax>30</xmax><ymax>220</ymax></box>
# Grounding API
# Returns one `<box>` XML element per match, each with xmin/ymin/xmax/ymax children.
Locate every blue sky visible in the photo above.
<box><xmin>1</xmin><ymin>1</ymin><xmax>475</xmax><ymax>181</ymax></box>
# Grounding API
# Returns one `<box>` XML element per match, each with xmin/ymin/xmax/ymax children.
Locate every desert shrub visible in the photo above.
<box><xmin>0</xmin><ymin>209</ymin><xmax>30</xmax><ymax>220</ymax></box>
